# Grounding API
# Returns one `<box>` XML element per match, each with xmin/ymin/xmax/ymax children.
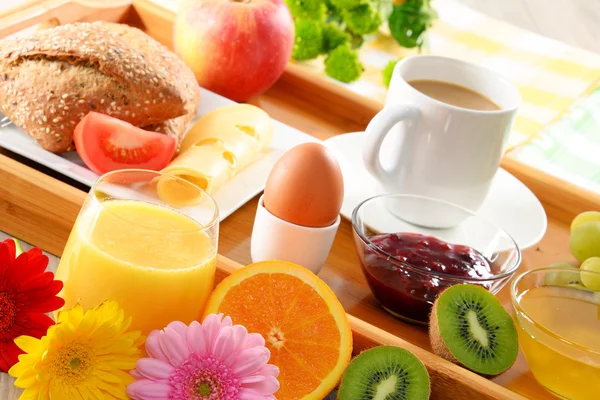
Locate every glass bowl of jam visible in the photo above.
<box><xmin>352</xmin><ymin>194</ymin><xmax>521</xmax><ymax>325</ymax></box>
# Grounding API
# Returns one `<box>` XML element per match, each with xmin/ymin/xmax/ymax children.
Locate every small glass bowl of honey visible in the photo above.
<box><xmin>511</xmin><ymin>266</ymin><xmax>600</xmax><ymax>400</ymax></box>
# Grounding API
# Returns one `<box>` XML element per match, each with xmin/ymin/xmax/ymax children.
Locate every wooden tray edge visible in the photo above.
<box><xmin>0</xmin><ymin>0</ymin><xmax>131</xmax><ymax>37</ymax></box>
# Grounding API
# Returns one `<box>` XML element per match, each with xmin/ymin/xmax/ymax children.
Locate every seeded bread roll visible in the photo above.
<box><xmin>103</xmin><ymin>22</ymin><xmax>199</xmax><ymax>149</ymax></box>
<box><xmin>0</xmin><ymin>21</ymin><xmax>199</xmax><ymax>153</ymax></box>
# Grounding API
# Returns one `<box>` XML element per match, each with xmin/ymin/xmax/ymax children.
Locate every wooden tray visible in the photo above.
<box><xmin>1</xmin><ymin>1</ymin><xmax>599</xmax><ymax>399</ymax></box>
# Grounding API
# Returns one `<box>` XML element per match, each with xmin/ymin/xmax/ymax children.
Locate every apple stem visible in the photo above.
<box><xmin>232</xmin><ymin>0</ymin><xmax>251</xmax><ymax>3</ymax></box>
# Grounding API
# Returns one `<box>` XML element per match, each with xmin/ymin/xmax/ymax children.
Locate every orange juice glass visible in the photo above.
<box><xmin>512</xmin><ymin>267</ymin><xmax>600</xmax><ymax>400</ymax></box>
<box><xmin>56</xmin><ymin>169</ymin><xmax>219</xmax><ymax>335</ymax></box>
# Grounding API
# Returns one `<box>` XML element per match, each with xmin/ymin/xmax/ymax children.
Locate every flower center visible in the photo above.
<box><xmin>49</xmin><ymin>342</ymin><xmax>95</xmax><ymax>386</ymax></box>
<box><xmin>0</xmin><ymin>292</ymin><xmax>16</xmax><ymax>332</ymax></box>
<box><xmin>169</xmin><ymin>353</ymin><xmax>241</xmax><ymax>400</ymax></box>
<box><xmin>268</xmin><ymin>327</ymin><xmax>285</xmax><ymax>349</ymax></box>
<box><xmin>195</xmin><ymin>381</ymin><xmax>211</xmax><ymax>396</ymax></box>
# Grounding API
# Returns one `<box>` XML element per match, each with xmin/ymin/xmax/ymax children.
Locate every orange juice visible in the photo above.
<box><xmin>516</xmin><ymin>286</ymin><xmax>600</xmax><ymax>400</ymax></box>
<box><xmin>56</xmin><ymin>199</ymin><xmax>217</xmax><ymax>334</ymax></box>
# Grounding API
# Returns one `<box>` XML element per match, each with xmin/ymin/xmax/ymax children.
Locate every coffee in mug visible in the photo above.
<box><xmin>407</xmin><ymin>79</ymin><xmax>500</xmax><ymax>111</ymax></box>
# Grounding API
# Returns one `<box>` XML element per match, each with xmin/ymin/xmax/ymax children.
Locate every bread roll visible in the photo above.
<box><xmin>0</xmin><ymin>21</ymin><xmax>199</xmax><ymax>153</ymax></box>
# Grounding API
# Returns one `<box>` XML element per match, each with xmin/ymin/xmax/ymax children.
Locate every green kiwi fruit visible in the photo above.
<box><xmin>337</xmin><ymin>346</ymin><xmax>430</xmax><ymax>400</ymax></box>
<box><xmin>429</xmin><ymin>284</ymin><xmax>518</xmax><ymax>376</ymax></box>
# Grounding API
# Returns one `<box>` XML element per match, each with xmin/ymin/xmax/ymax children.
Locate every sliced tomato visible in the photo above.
<box><xmin>74</xmin><ymin>112</ymin><xmax>176</xmax><ymax>175</ymax></box>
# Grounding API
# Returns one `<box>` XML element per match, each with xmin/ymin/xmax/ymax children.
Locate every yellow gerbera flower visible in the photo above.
<box><xmin>8</xmin><ymin>301</ymin><xmax>144</xmax><ymax>400</ymax></box>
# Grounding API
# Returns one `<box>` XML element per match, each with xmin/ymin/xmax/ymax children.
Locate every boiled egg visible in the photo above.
<box><xmin>264</xmin><ymin>142</ymin><xmax>344</xmax><ymax>227</ymax></box>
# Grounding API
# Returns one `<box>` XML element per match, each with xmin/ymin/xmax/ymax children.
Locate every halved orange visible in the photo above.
<box><xmin>204</xmin><ymin>261</ymin><xmax>353</xmax><ymax>400</ymax></box>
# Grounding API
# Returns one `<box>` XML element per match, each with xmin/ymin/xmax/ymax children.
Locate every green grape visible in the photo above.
<box><xmin>569</xmin><ymin>221</ymin><xmax>600</xmax><ymax>263</ymax></box>
<box><xmin>580</xmin><ymin>257</ymin><xmax>600</xmax><ymax>291</ymax></box>
<box><xmin>571</xmin><ymin>211</ymin><xmax>600</xmax><ymax>233</ymax></box>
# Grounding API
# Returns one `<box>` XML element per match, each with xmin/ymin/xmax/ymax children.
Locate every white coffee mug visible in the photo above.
<box><xmin>363</xmin><ymin>55</ymin><xmax>520</xmax><ymax>227</ymax></box>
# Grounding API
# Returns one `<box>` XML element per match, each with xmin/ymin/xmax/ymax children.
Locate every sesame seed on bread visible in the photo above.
<box><xmin>0</xmin><ymin>21</ymin><xmax>200</xmax><ymax>153</ymax></box>
<box><xmin>103</xmin><ymin>22</ymin><xmax>200</xmax><ymax>148</ymax></box>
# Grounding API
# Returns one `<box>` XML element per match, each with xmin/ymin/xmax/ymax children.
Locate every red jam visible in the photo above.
<box><xmin>356</xmin><ymin>232</ymin><xmax>493</xmax><ymax>324</ymax></box>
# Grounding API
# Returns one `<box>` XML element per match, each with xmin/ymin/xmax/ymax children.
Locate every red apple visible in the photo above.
<box><xmin>173</xmin><ymin>0</ymin><xmax>295</xmax><ymax>102</ymax></box>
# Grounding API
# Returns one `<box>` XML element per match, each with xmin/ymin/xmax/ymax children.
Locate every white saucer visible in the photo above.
<box><xmin>324</xmin><ymin>132</ymin><xmax>548</xmax><ymax>251</ymax></box>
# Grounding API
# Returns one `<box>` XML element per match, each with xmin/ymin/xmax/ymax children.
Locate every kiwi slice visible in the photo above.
<box><xmin>337</xmin><ymin>346</ymin><xmax>430</xmax><ymax>400</ymax></box>
<box><xmin>429</xmin><ymin>284</ymin><xmax>518</xmax><ymax>376</ymax></box>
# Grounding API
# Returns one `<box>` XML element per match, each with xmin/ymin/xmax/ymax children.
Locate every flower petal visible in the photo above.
<box><xmin>202</xmin><ymin>313</ymin><xmax>231</xmax><ymax>350</ymax></box>
<box><xmin>1</xmin><ymin>239</ymin><xmax>16</xmax><ymax>260</ymax></box>
<box><xmin>244</xmin><ymin>332</ymin><xmax>266</xmax><ymax>349</ymax></box>
<box><xmin>130</xmin><ymin>370</ymin><xmax>144</xmax><ymax>381</ymax></box>
<box><xmin>77</xmin><ymin>384</ymin><xmax>96</xmax><ymax>399</ymax></box>
<box><xmin>233</xmin><ymin>348</ymin><xmax>270</xmax><ymax>376</ymax></box>
<box><xmin>0</xmin><ymin>353</ymin><xmax>9</xmax><ymax>373</ymax></box>
<box><xmin>127</xmin><ymin>380</ymin><xmax>172</xmax><ymax>399</ymax></box>
<box><xmin>37</xmin><ymin>381</ymin><xmax>51</xmax><ymax>399</ymax></box>
<box><xmin>136</xmin><ymin>358</ymin><xmax>174</xmax><ymax>380</ymax></box>
<box><xmin>186</xmin><ymin>321</ymin><xmax>206</xmax><ymax>355</ymax></box>
<box><xmin>16</xmin><ymin>313</ymin><xmax>55</xmax><ymax>335</ymax></box>
<box><xmin>1</xmin><ymin>342</ymin><xmax>23</xmax><ymax>373</ymax></box>
<box><xmin>237</xmin><ymin>388</ymin><xmax>271</xmax><ymax>400</ymax></box>
<box><xmin>13</xmin><ymin>336</ymin><xmax>42</xmax><ymax>354</ymax></box>
<box><xmin>94</xmin><ymin>369</ymin><xmax>124</xmax><ymax>383</ymax></box>
<box><xmin>22</xmin><ymin>291</ymin><xmax>64</xmax><ymax>313</ymax></box>
<box><xmin>144</xmin><ymin>332</ymin><xmax>169</xmax><ymax>362</ymax></box>
<box><xmin>49</xmin><ymin>378</ymin><xmax>63</xmax><ymax>399</ymax></box>
<box><xmin>159</xmin><ymin>329</ymin><xmax>188</xmax><ymax>367</ymax></box>
<box><xmin>244</xmin><ymin>374</ymin><xmax>280</xmax><ymax>395</ymax></box>
<box><xmin>20</xmin><ymin>248</ymin><xmax>47</xmax><ymax>275</ymax></box>
<box><xmin>165</xmin><ymin>321</ymin><xmax>187</xmax><ymax>338</ymax></box>
<box><xmin>212</xmin><ymin>326</ymin><xmax>236</xmax><ymax>360</ymax></box>
<box><xmin>18</xmin><ymin>271</ymin><xmax>53</xmax><ymax>292</ymax></box>
<box><xmin>239</xmin><ymin>375</ymin><xmax>265</xmax><ymax>384</ymax></box>
<box><xmin>96</xmin><ymin>379</ymin><xmax>129</xmax><ymax>399</ymax></box>
<box><xmin>259</xmin><ymin>363</ymin><xmax>280</xmax><ymax>378</ymax></box>
<box><xmin>230</xmin><ymin>325</ymin><xmax>248</xmax><ymax>351</ymax></box>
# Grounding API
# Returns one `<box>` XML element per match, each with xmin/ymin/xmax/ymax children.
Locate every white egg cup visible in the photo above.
<box><xmin>250</xmin><ymin>194</ymin><xmax>341</xmax><ymax>275</ymax></box>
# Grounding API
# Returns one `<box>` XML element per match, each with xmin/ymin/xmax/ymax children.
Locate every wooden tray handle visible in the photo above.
<box><xmin>0</xmin><ymin>0</ymin><xmax>131</xmax><ymax>38</ymax></box>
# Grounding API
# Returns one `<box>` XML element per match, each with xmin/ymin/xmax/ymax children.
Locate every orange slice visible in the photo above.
<box><xmin>204</xmin><ymin>261</ymin><xmax>353</xmax><ymax>400</ymax></box>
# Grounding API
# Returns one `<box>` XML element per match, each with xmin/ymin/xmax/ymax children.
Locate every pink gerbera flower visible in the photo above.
<box><xmin>127</xmin><ymin>314</ymin><xmax>280</xmax><ymax>400</ymax></box>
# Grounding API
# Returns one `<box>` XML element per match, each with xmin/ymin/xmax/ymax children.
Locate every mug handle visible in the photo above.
<box><xmin>362</xmin><ymin>105</ymin><xmax>420</xmax><ymax>184</ymax></box>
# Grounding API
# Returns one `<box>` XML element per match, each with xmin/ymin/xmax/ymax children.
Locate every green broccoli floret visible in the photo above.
<box><xmin>389</xmin><ymin>0</ymin><xmax>437</xmax><ymax>48</ymax></box>
<box><xmin>324</xmin><ymin>44</ymin><xmax>364</xmax><ymax>83</ymax></box>
<box><xmin>285</xmin><ymin>0</ymin><xmax>327</xmax><ymax>20</ymax></box>
<box><xmin>342</xmin><ymin>2</ymin><xmax>382</xmax><ymax>36</ymax></box>
<box><xmin>382</xmin><ymin>58</ymin><xmax>401</xmax><ymax>88</ymax></box>
<box><xmin>329</xmin><ymin>0</ymin><xmax>364</xmax><ymax>10</ymax></box>
<box><xmin>292</xmin><ymin>19</ymin><xmax>324</xmax><ymax>61</ymax></box>
<box><xmin>349</xmin><ymin>31</ymin><xmax>365</xmax><ymax>48</ymax></box>
<box><xmin>322</xmin><ymin>23</ymin><xmax>350</xmax><ymax>52</ymax></box>
<box><xmin>324</xmin><ymin>0</ymin><xmax>337</xmax><ymax>13</ymax></box>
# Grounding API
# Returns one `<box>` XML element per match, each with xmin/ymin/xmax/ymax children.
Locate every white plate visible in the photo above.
<box><xmin>0</xmin><ymin>88</ymin><xmax>319</xmax><ymax>221</ymax></box>
<box><xmin>324</xmin><ymin>132</ymin><xmax>548</xmax><ymax>250</ymax></box>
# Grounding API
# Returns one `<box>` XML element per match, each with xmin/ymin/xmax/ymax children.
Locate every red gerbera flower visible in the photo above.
<box><xmin>0</xmin><ymin>239</ymin><xmax>64</xmax><ymax>372</ymax></box>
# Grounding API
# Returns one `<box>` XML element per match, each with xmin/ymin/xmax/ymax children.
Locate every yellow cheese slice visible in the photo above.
<box><xmin>160</xmin><ymin>104</ymin><xmax>274</xmax><ymax>200</ymax></box>
<box><xmin>161</xmin><ymin>145</ymin><xmax>235</xmax><ymax>196</ymax></box>
<box><xmin>180</xmin><ymin>104</ymin><xmax>273</xmax><ymax>171</ymax></box>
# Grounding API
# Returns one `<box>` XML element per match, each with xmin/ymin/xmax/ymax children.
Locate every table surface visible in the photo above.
<box><xmin>1</xmin><ymin>0</ymin><xmax>599</xmax><ymax>399</ymax></box>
